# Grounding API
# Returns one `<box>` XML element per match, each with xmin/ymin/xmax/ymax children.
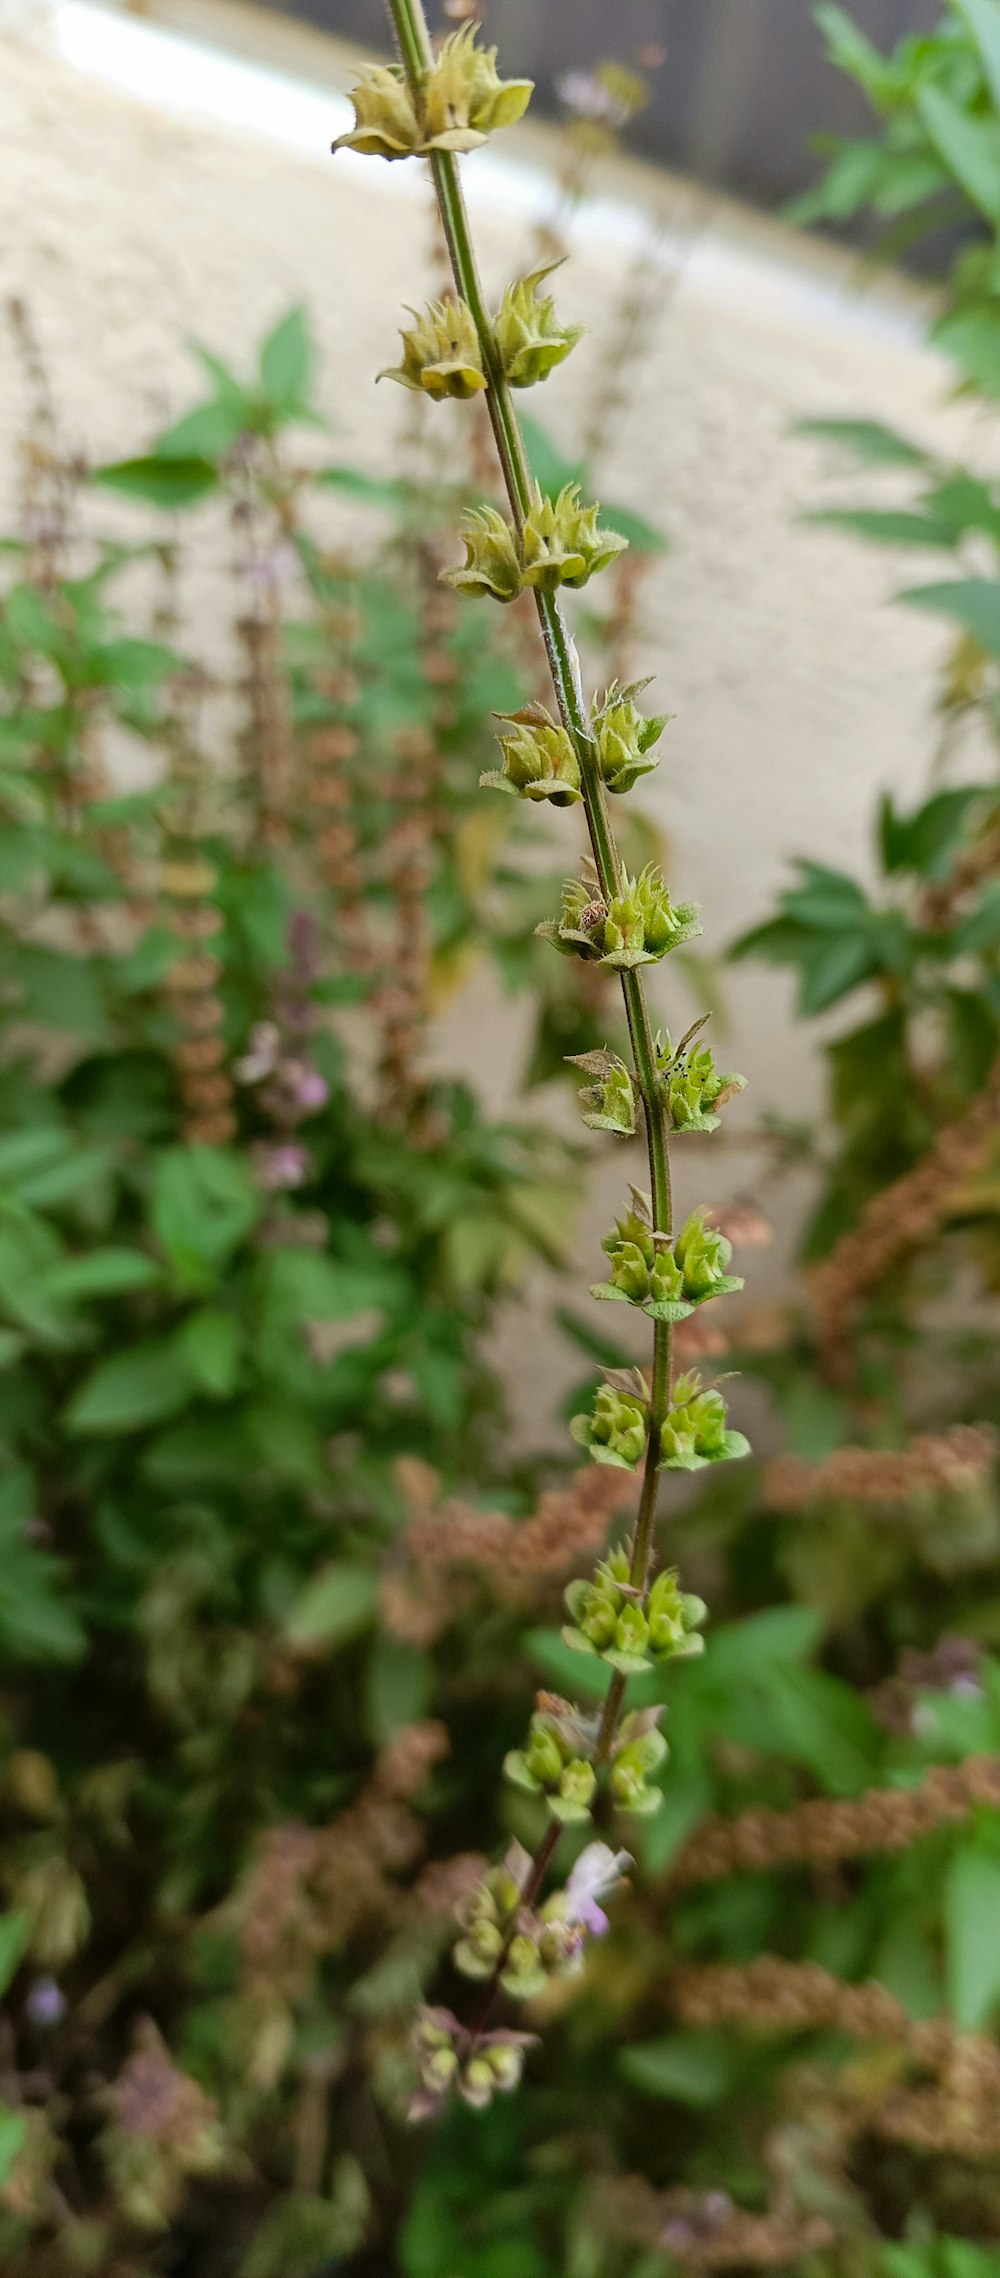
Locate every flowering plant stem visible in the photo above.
<box><xmin>385</xmin><ymin>0</ymin><xmax>673</xmax><ymax>1752</ymax></box>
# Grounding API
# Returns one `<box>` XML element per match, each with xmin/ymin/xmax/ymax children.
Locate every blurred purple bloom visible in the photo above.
<box><xmin>27</xmin><ymin>1977</ymin><xmax>65</xmax><ymax>2026</ymax></box>
<box><xmin>255</xmin><ymin>1141</ymin><xmax>309</xmax><ymax>1191</ymax></box>
<box><xmin>563</xmin><ymin>1843</ymin><xmax>631</xmax><ymax>1936</ymax></box>
<box><xmin>285</xmin><ymin>1063</ymin><xmax>329</xmax><ymax>1114</ymax></box>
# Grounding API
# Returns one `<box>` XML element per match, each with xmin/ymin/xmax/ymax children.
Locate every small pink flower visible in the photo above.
<box><xmin>255</xmin><ymin>1142</ymin><xmax>309</xmax><ymax>1191</ymax></box>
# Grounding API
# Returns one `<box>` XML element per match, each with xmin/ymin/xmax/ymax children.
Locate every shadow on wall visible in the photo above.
<box><xmin>269</xmin><ymin>0</ymin><xmax>941</xmax><ymax>207</ymax></box>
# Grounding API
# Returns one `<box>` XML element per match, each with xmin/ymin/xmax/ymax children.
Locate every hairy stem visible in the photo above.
<box><xmin>386</xmin><ymin>0</ymin><xmax>676</xmax><ymax>1950</ymax></box>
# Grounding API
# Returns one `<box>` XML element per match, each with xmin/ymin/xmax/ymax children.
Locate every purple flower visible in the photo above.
<box><xmin>254</xmin><ymin>1141</ymin><xmax>309</xmax><ymax>1191</ymax></box>
<box><xmin>284</xmin><ymin>1062</ymin><xmax>329</xmax><ymax>1114</ymax></box>
<box><xmin>562</xmin><ymin>1843</ymin><xmax>631</xmax><ymax>1936</ymax></box>
<box><xmin>26</xmin><ymin>1977</ymin><xmax>65</xmax><ymax>2026</ymax></box>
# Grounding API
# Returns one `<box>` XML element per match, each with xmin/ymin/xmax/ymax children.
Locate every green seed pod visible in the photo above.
<box><xmin>422</xmin><ymin>24</ymin><xmax>533</xmax><ymax>152</ymax></box>
<box><xmin>379</xmin><ymin>294</ymin><xmax>486</xmax><ymax>400</ymax></box>
<box><xmin>567</xmin><ymin>1049</ymin><xmax>636</xmax><ymax>1137</ymax></box>
<box><xmin>520</xmin><ymin>483</ymin><xmax>627</xmax><ymax>594</ymax></box>
<box><xmin>569</xmin><ymin>1383</ymin><xmax>648</xmax><ymax>1471</ymax></box>
<box><xmin>538</xmin><ymin>863</ymin><xmax>701</xmax><ymax>970</ymax></box>
<box><xmin>482</xmin><ymin>704</ymin><xmax>581</xmax><ymax>805</ymax></box>
<box><xmin>524</xmin><ymin>1721</ymin><xmax>565</xmax><ymax>1787</ymax></box>
<box><xmin>443</xmin><ymin>504</ymin><xmax>523</xmax><ymax>602</ymax></box>
<box><xmin>659</xmin><ymin>1371</ymin><xmax>751</xmax><ymax>1474</ymax></box>
<box><xmin>613</xmin><ymin>1602</ymin><xmax>649</xmax><ymax>1660</ymax></box>
<box><xmin>674</xmin><ymin>1210</ymin><xmax>742</xmax><ymax>1303</ymax></box>
<box><xmin>658</xmin><ymin>1027</ymin><xmax>746</xmax><ymax>1134</ymax></box>
<box><xmin>558</xmin><ymin>1758</ymin><xmax>596</xmax><ymax>1810</ymax></box>
<box><xmin>495</xmin><ymin>260</ymin><xmax>583</xmax><ymax>388</ymax></box>
<box><xmin>593</xmin><ymin>680</ymin><xmax>670</xmax><ymax>794</ymax></box>
<box><xmin>332</xmin><ymin>62</ymin><xmax>421</xmax><ymax>158</ymax></box>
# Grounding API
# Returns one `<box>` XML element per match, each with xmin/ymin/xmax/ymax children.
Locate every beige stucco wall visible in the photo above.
<box><xmin>0</xmin><ymin>0</ymin><xmax>990</xmax><ymax>1442</ymax></box>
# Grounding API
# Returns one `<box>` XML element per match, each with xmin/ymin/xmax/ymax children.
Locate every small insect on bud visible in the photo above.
<box><xmin>494</xmin><ymin>260</ymin><xmax>583</xmax><ymax>389</ymax></box>
<box><xmin>481</xmin><ymin>703</ymin><xmax>581</xmax><ymax>805</ymax></box>
<box><xmin>379</xmin><ymin>294</ymin><xmax>486</xmax><ymax>401</ymax></box>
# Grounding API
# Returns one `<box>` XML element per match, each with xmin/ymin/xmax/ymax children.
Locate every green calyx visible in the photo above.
<box><xmin>537</xmin><ymin>861</ymin><xmax>701</xmax><ymax>971</ymax></box>
<box><xmin>378</xmin><ymin>293</ymin><xmax>486</xmax><ymax>400</ymax></box>
<box><xmin>453</xmin><ymin>1860</ymin><xmax>522</xmax><ymax>1981</ymax></box>
<box><xmin>591</xmin><ymin>1196</ymin><xmax>743</xmax><ymax>1320</ymax></box>
<box><xmin>481</xmin><ymin>703</ymin><xmax>581</xmax><ymax>806</ymax></box>
<box><xmin>593</xmin><ymin>680</ymin><xmax>670</xmax><ymax>795</ymax></box>
<box><xmin>609</xmin><ymin>1709</ymin><xmax>669</xmax><ymax>1815</ymax></box>
<box><xmin>658</xmin><ymin>1022</ymin><xmax>746</xmax><ymax>1134</ymax></box>
<box><xmin>659</xmin><ymin>1370</ymin><xmax>751</xmax><ymax>1473</ymax></box>
<box><xmin>334</xmin><ymin>26</ymin><xmax>533</xmax><ymax>161</ymax></box>
<box><xmin>564</xmin><ymin>1553</ymin><xmax>707</xmax><ymax>1676</ymax></box>
<box><xmin>504</xmin><ymin>1704</ymin><xmax>596</xmax><ymax>1825</ymax></box>
<box><xmin>445</xmin><ymin>485</ymin><xmax>627</xmax><ymax>603</ymax></box>
<box><xmin>495</xmin><ymin>260</ymin><xmax>583</xmax><ymax>388</ymax></box>
<box><xmin>566</xmin><ymin>1049</ymin><xmax>636</xmax><ymax>1137</ymax></box>
<box><xmin>570</xmin><ymin>1381</ymin><xmax>648</xmax><ymax>1472</ymax></box>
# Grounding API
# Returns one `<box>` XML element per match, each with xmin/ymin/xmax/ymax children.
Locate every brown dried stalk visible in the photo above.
<box><xmin>765</xmin><ymin>1423</ymin><xmax>998</xmax><ymax>1513</ymax></box>
<box><xmin>667</xmin><ymin>1753</ymin><xmax>1000</xmax><ymax>1889</ymax></box>
<box><xmin>160</xmin><ymin>681</ymin><xmax>235</xmax><ymax>1147</ymax></box>
<box><xmin>812</xmin><ymin>1057</ymin><xmax>1000</xmax><ymax>1369</ymax></box>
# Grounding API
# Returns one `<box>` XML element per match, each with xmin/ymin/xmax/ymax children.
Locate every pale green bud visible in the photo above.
<box><xmin>495</xmin><ymin>260</ymin><xmax>583</xmax><ymax>388</ymax></box>
<box><xmin>521</xmin><ymin>483</ymin><xmax>627</xmax><ymax>594</ymax></box>
<box><xmin>658</xmin><ymin>1028</ymin><xmax>745</xmax><ymax>1134</ymax></box>
<box><xmin>332</xmin><ymin>62</ymin><xmax>421</xmax><ymax>159</ymax></box>
<box><xmin>423</xmin><ymin>24</ymin><xmax>533</xmax><ymax>153</ymax></box>
<box><xmin>613</xmin><ymin>1602</ymin><xmax>649</xmax><ymax>1661</ymax></box>
<box><xmin>567</xmin><ymin>1049</ymin><xmax>636</xmax><ymax>1137</ymax></box>
<box><xmin>569</xmin><ymin>1383</ymin><xmax>648</xmax><ymax>1471</ymax></box>
<box><xmin>444</xmin><ymin>504</ymin><xmax>523</xmax><ymax>602</ymax></box>
<box><xmin>485</xmin><ymin>2042</ymin><xmax>524</xmax><ymax>2091</ymax></box>
<box><xmin>593</xmin><ymin>681</ymin><xmax>669</xmax><ymax>795</ymax></box>
<box><xmin>482</xmin><ymin>705</ymin><xmax>581</xmax><ymax>805</ymax></box>
<box><xmin>524</xmin><ymin>1720</ymin><xmax>565</xmax><ymax>1787</ymax></box>
<box><xmin>379</xmin><ymin>294</ymin><xmax>486</xmax><ymax>400</ymax></box>
<box><xmin>659</xmin><ymin>1371</ymin><xmax>751</xmax><ymax>1474</ymax></box>
<box><xmin>539</xmin><ymin>863</ymin><xmax>701</xmax><ymax>971</ymax></box>
<box><xmin>558</xmin><ymin>1758</ymin><xmax>596</xmax><ymax>1810</ymax></box>
<box><xmin>674</xmin><ymin>1210</ymin><xmax>742</xmax><ymax>1303</ymax></box>
<box><xmin>460</xmin><ymin>2056</ymin><xmax>497</xmax><ymax>2107</ymax></box>
<box><xmin>422</xmin><ymin>2044</ymin><xmax>459</xmax><ymax>2093</ymax></box>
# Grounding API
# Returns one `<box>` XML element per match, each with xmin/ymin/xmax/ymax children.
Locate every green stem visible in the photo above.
<box><xmin>386</xmin><ymin>0</ymin><xmax>675</xmax><ymax>1844</ymax></box>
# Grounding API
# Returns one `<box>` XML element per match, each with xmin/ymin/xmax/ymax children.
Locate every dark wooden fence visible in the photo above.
<box><xmin>270</xmin><ymin>0</ymin><xmax>940</xmax><ymax>209</ymax></box>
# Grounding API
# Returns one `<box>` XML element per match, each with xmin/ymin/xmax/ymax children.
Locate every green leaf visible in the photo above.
<box><xmin>0</xmin><ymin>2107</ymin><xmax>26</xmax><ymax>2189</ymax></box>
<box><xmin>91</xmin><ymin>455</ymin><xmax>219</xmax><ymax>507</ymax></box>
<box><xmin>601</xmin><ymin>500</ymin><xmax>667</xmax><ymax>554</ymax></box>
<box><xmin>944</xmin><ymin>1846</ymin><xmax>1000</xmax><ymax>2028</ymax></box>
<box><xmin>65</xmin><ymin>1340</ymin><xmax>194</xmax><ymax>1434</ymax></box>
<box><xmin>0</xmin><ymin>1912</ymin><xmax>29</xmax><ymax>1997</ymax></box>
<box><xmin>799</xmin><ymin>930</ymin><xmax>879</xmax><ymax>1014</ymax></box>
<box><xmin>794</xmin><ymin>417</ymin><xmax>926</xmax><ymax>465</ymax></box>
<box><xmin>813</xmin><ymin>3</ymin><xmax>904</xmax><ymax>107</ymax></box>
<box><xmin>916</xmin><ymin>83</ymin><xmax>1000</xmax><ymax>221</ymax></box>
<box><xmin>806</xmin><ymin>507</ymin><xmax>958</xmax><ymax>547</ymax></box>
<box><xmin>898</xmin><ymin>576</ymin><xmax>1000</xmax><ymax>656</ymax></box>
<box><xmin>282</xmin><ymin>1563</ymin><xmax>378</xmax><ymax>1653</ymax></box>
<box><xmin>620</xmin><ymin>2029</ymin><xmax>741</xmax><ymax>2105</ymax></box>
<box><xmin>520</xmin><ymin>411</ymin><xmax>586</xmax><ymax>499</ymax></box>
<box><xmin>316</xmin><ymin>464</ymin><xmax>412</xmax><ymax>510</ymax></box>
<box><xmin>365</xmin><ymin>1634</ymin><xmax>433</xmax><ymax>1745</ymax></box>
<box><xmin>152</xmin><ymin>1147</ymin><xmax>260</xmax><ymax>1287</ymax></box>
<box><xmin>259</xmin><ymin>306</ymin><xmax>313</xmax><ymax>411</ymax></box>
<box><xmin>178</xmin><ymin>1307</ymin><xmax>242</xmax><ymax>1397</ymax></box>
<box><xmin>37</xmin><ymin>1249</ymin><xmax>159</xmax><ymax>1302</ymax></box>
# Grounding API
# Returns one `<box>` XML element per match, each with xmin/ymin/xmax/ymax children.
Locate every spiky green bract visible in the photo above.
<box><xmin>593</xmin><ymin>680</ymin><xmax>670</xmax><ymax>794</ymax></box>
<box><xmin>334</xmin><ymin>26</ymin><xmax>532</xmax><ymax>160</ymax></box>
<box><xmin>495</xmin><ymin>261</ymin><xmax>583</xmax><ymax>388</ymax></box>
<box><xmin>445</xmin><ymin>485</ymin><xmax>627</xmax><ymax>602</ymax></box>
<box><xmin>537</xmin><ymin>861</ymin><xmax>701</xmax><ymax>970</ymax></box>
<box><xmin>566</xmin><ymin>1049</ymin><xmax>636</xmax><ymax>1136</ymax></box>
<box><xmin>563</xmin><ymin>1552</ymin><xmax>708</xmax><ymax>1676</ymax></box>
<box><xmin>481</xmin><ymin>703</ymin><xmax>581</xmax><ymax>805</ymax></box>
<box><xmin>569</xmin><ymin>1381</ymin><xmax>648</xmax><ymax>1471</ymax></box>
<box><xmin>659</xmin><ymin>1369</ymin><xmax>752</xmax><ymax>1472</ymax></box>
<box><xmin>658</xmin><ymin>1024</ymin><xmax>746</xmax><ymax>1134</ymax></box>
<box><xmin>378</xmin><ymin>294</ymin><xmax>486</xmax><ymax>399</ymax></box>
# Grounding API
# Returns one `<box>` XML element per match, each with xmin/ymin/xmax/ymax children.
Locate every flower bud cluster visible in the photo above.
<box><xmin>591</xmin><ymin>1195</ymin><xmax>743</xmax><ymax>1322</ymax></box>
<box><xmin>410</xmin><ymin>2007</ymin><xmax>536</xmax><ymax>2122</ymax></box>
<box><xmin>563</xmin><ymin>1549</ymin><xmax>707</xmax><ymax>1676</ymax></box>
<box><xmin>570</xmin><ymin>1377</ymin><xmax>648</xmax><ymax>1471</ymax></box>
<box><xmin>538</xmin><ymin>862</ymin><xmax>701</xmax><ymax>971</ymax></box>
<box><xmin>334</xmin><ymin>26</ymin><xmax>532</xmax><ymax>162</ymax></box>
<box><xmin>658</xmin><ymin>1026</ymin><xmax>746</xmax><ymax>1134</ymax></box>
<box><xmin>445</xmin><ymin>485</ymin><xmax>627</xmax><ymax>604</ymax></box>
<box><xmin>495</xmin><ymin>262</ymin><xmax>583</xmax><ymax>388</ymax></box>
<box><xmin>379</xmin><ymin>293</ymin><xmax>486</xmax><ymax>400</ymax></box>
<box><xmin>481</xmin><ymin>703</ymin><xmax>581</xmax><ymax>806</ymax></box>
<box><xmin>504</xmin><ymin>1697</ymin><xmax>597</xmax><ymax>1825</ymax></box>
<box><xmin>567</xmin><ymin>1048</ymin><xmax>636</xmax><ymax>1136</ymax></box>
<box><xmin>454</xmin><ymin>1856</ymin><xmax>586</xmax><ymax>1998</ymax></box>
<box><xmin>592</xmin><ymin>680</ymin><xmax>669</xmax><ymax>794</ymax></box>
<box><xmin>609</xmin><ymin>1709</ymin><xmax>670</xmax><ymax>1815</ymax></box>
<box><xmin>660</xmin><ymin>1370</ymin><xmax>752</xmax><ymax>1473</ymax></box>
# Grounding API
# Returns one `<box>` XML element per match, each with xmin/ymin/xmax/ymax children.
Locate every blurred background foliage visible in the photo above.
<box><xmin>5</xmin><ymin>3</ymin><xmax>1000</xmax><ymax>2274</ymax></box>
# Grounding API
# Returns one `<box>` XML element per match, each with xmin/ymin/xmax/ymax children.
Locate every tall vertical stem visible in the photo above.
<box><xmin>385</xmin><ymin>0</ymin><xmax>675</xmax><ymax>1827</ymax></box>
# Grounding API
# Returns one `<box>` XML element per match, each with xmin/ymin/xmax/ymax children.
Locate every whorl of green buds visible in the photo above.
<box><xmin>564</xmin><ymin>1551</ymin><xmax>707</xmax><ymax>1676</ymax></box>
<box><xmin>378</xmin><ymin>294</ymin><xmax>486</xmax><ymax>400</ymax></box>
<box><xmin>658</xmin><ymin>1022</ymin><xmax>746</xmax><ymax>1135</ymax></box>
<box><xmin>410</xmin><ymin>2009</ymin><xmax>536</xmax><ymax>2121</ymax></box>
<box><xmin>570</xmin><ymin>1380</ymin><xmax>648</xmax><ymax>1472</ymax></box>
<box><xmin>520</xmin><ymin>483</ymin><xmax>627</xmax><ymax>593</ymax></box>
<box><xmin>495</xmin><ymin>260</ymin><xmax>583</xmax><ymax>388</ymax></box>
<box><xmin>333</xmin><ymin>27</ymin><xmax>533</xmax><ymax>162</ymax></box>
<box><xmin>504</xmin><ymin>1704</ymin><xmax>596</xmax><ymax>1825</ymax></box>
<box><xmin>481</xmin><ymin>703</ymin><xmax>581</xmax><ymax>806</ymax></box>
<box><xmin>452</xmin><ymin>1859</ymin><xmax>522</xmax><ymax>1982</ymax></box>
<box><xmin>673</xmin><ymin>1210</ymin><xmax>744</xmax><ymax>1305</ymax></box>
<box><xmin>659</xmin><ymin>1370</ymin><xmax>751</xmax><ymax>1473</ymax></box>
<box><xmin>538</xmin><ymin>862</ymin><xmax>701</xmax><ymax>971</ymax></box>
<box><xmin>593</xmin><ymin>680</ymin><xmax>670</xmax><ymax>795</ymax></box>
<box><xmin>609</xmin><ymin>1709</ymin><xmax>669</xmax><ymax>1815</ymax></box>
<box><xmin>590</xmin><ymin>1188</ymin><xmax>689</xmax><ymax>1322</ymax></box>
<box><xmin>566</xmin><ymin>1048</ymin><xmax>636</xmax><ymax>1137</ymax></box>
<box><xmin>445</xmin><ymin>485</ymin><xmax>626</xmax><ymax>602</ymax></box>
